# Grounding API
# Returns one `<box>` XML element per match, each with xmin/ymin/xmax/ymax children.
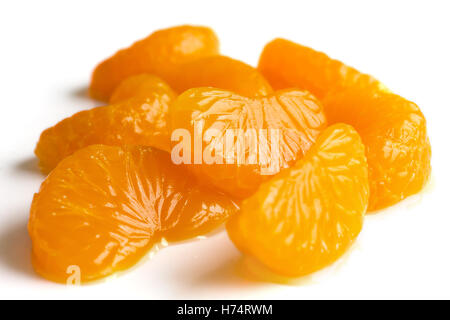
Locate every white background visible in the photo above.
<box><xmin>0</xmin><ymin>0</ymin><xmax>449</xmax><ymax>299</ymax></box>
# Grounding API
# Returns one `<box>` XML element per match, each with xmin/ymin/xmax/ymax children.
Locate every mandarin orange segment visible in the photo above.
<box><xmin>35</xmin><ymin>82</ymin><xmax>176</xmax><ymax>173</ymax></box>
<box><xmin>89</xmin><ymin>25</ymin><xmax>219</xmax><ymax>101</ymax></box>
<box><xmin>28</xmin><ymin>22</ymin><xmax>433</xmax><ymax>286</ymax></box>
<box><xmin>227</xmin><ymin>124</ymin><xmax>369</xmax><ymax>277</ymax></box>
<box><xmin>258</xmin><ymin>38</ymin><xmax>382</xmax><ymax>99</ymax></box>
<box><xmin>109</xmin><ymin>74</ymin><xmax>174</xmax><ymax>104</ymax></box>
<box><xmin>170</xmin><ymin>87</ymin><xmax>327</xmax><ymax>199</ymax></box>
<box><xmin>165</xmin><ymin>55</ymin><xmax>273</xmax><ymax>97</ymax></box>
<box><xmin>323</xmin><ymin>90</ymin><xmax>431</xmax><ymax>210</ymax></box>
<box><xmin>257</xmin><ymin>38</ymin><xmax>431</xmax><ymax>210</ymax></box>
<box><xmin>29</xmin><ymin>145</ymin><xmax>238</xmax><ymax>283</ymax></box>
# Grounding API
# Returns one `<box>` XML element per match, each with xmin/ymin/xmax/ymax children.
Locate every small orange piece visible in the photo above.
<box><xmin>35</xmin><ymin>81</ymin><xmax>176</xmax><ymax>173</ymax></box>
<box><xmin>166</xmin><ymin>55</ymin><xmax>273</xmax><ymax>97</ymax></box>
<box><xmin>258</xmin><ymin>38</ymin><xmax>382</xmax><ymax>99</ymax></box>
<box><xmin>29</xmin><ymin>145</ymin><xmax>238</xmax><ymax>283</ymax></box>
<box><xmin>257</xmin><ymin>38</ymin><xmax>431</xmax><ymax>210</ymax></box>
<box><xmin>90</xmin><ymin>25</ymin><xmax>219</xmax><ymax>101</ymax></box>
<box><xmin>109</xmin><ymin>74</ymin><xmax>173</xmax><ymax>104</ymax></box>
<box><xmin>171</xmin><ymin>88</ymin><xmax>327</xmax><ymax>199</ymax></box>
<box><xmin>227</xmin><ymin>124</ymin><xmax>369</xmax><ymax>277</ymax></box>
<box><xmin>323</xmin><ymin>90</ymin><xmax>431</xmax><ymax>210</ymax></box>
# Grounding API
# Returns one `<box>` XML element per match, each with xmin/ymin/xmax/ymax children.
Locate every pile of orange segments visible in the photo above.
<box><xmin>29</xmin><ymin>25</ymin><xmax>431</xmax><ymax>283</ymax></box>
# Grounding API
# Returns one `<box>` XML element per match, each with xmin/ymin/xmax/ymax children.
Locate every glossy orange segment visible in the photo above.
<box><xmin>29</xmin><ymin>145</ymin><xmax>238</xmax><ymax>283</ymax></box>
<box><xmin>258</xmin><ymin>38</ymin><xmax>382</xmax><ymax>99</ymax></box>
<box><xmin>170</xmin><ymin>87</ymin><xmax>327</xmax><ymax>199</ymax></box>
<box><xmin>257</xmin><ymin>38</ymin><xmax>431</xmax><ymax>211</ymax></box>
<box><xmin>227</xmin><ymin>124</ymin><xmax>369</xmax><ymax>277</ymax></box>
<box><xmin>166</xmin><ymin>55</ymin><xmax>273</xmax><ymax>97</ymax></box>
<box><xmin>35</xmin><ymin>82</ymin><xmax>176</xmax><ymax>173</ymax></box>
<box><xmin>29</xmin><ymin>23</ymin><xmax>433</xmax><ymax>286</ymax></box>
<box><xmin>90</xmin><ymin>25</ymin><xmax>219</xmax><ymax>101</ymax></box>
<box><xmin>109</xmin><ymin>74</ymin><xmax>173</xmax><ymax>104</ymax></box>
<box><xmin>323</xmin><ymin>90</ymin><xmax>431</xmax><ymax>210</ymax></box>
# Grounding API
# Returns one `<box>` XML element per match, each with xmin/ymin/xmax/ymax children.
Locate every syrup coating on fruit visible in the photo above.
<box><xmin>323</xmin><ymin>89</ymin><xmax>431</xmax><ymax>210</ymax></box>
<box><xmin>166</xmin><ymin>55</ymin><xmax>273</xmax><ymax>97</ymax></box>
<box><xmin>227</xmin><ymin>124</ymin><xmax>369</xmax><ymax>277</ymax></box>
<box><xmin>171</xmin><ymin>87</ymin><xmax>327</xmax><ymax>198</ymax></box>
<box><xmin>36</xmin><ymin>81</ymin><xmax>176</xmax><ymax>173</ymax></box>
<box><xmin>109</xmin><ymin>74</ymin><xmax>174</xmax><ymax>104</ymax></box>
<box><xmin>258</xmin><ymin>38</ymin><xmax>431</xmax><ymax>210</ymax></box>
<box><xmin>258</xmin><ymin>38</ymin><xmax>382</xmax><ymax>99</ymax></box>
<box><xmin>90</xmin><ymin>25</ymin><xmax>219</xmax><ymax>101</ymax></box>
<box><xmin>29</xmin><ymin>145</ymin><xmax>238</xmax><ymax>283</ymax></box>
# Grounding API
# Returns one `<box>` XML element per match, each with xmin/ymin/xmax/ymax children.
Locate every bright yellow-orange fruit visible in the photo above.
<box><xmin>90</xmin><ymin>25</ymin><xmax>219</xmax><ymax>101</ymax></box>
<box><xmin>109</xmin><ymin>74</ymin><xmax>173</xmax><ymax>104</ymax></box>
<box><xmin>258</xmin><ymin>38</ymin><xmax>382</xmax><ymax>99</ymax></box>
<box><xmin>171</xmin><ymin>88</ymin><xmax>327</xmax><ymax>199</ymax></box>
<box><xmin>227</xmin><ymin>124</ymin><xmax>369</xmax><ymax>277</ymax></box>
<box><xmin>166</xmin><ymin>55</ymin><xmax>273</xmax><ymax>97</ymax></box>
<box><xmin>323</xmin><ymin>90</ymin><xmax>431</xmax><ymax>210</ymax></box>
<box><xmin>29</xmin><ymin>145</ymin><xmax>238</xmax><ymax>283</ymax></box>
<box><xmin>257</xmin><ymin>38</ymin><xmax>431</xmax><ymax>211</ymax></box>
<box><xmin>35</xmin><ymin>82</ymin><xmax>176</xmax><ymax>173</ymax></box>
